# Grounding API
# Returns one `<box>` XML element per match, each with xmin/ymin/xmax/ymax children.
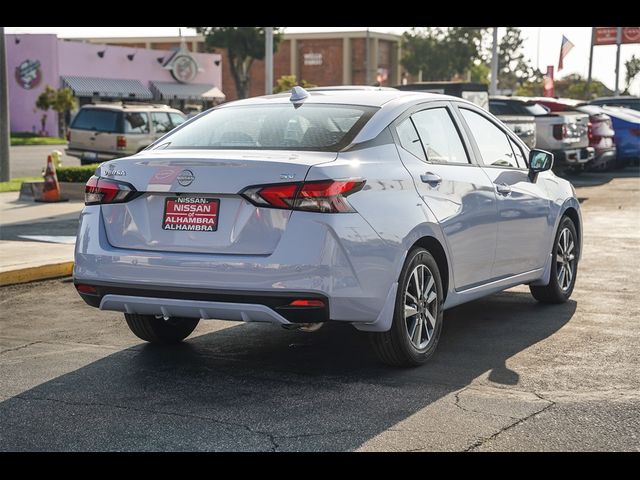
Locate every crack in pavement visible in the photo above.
<box><xmin>12</xmin><ymin>394</ymin><xmax>355</xmax><ymax>452</ymax></box>
<box><xmin>463</xmin><ymin>392</ymin><xmax>557</xmax><ymax>452</ymax></box>
<box><xmin>453</xmin><ymin>387</ymin><xmax>532</xmax><ymax>421</ymax></box>
<box><xmin>0</xmin><ymin>341</ymin><xmax>42</xmax><ymax>356</ymax></box>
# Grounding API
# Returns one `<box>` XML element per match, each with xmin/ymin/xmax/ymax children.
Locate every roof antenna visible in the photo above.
<box><xmin>290</xmin><ymin>86</ymin><xmax>309</xmax><ymax>105</ymax></box>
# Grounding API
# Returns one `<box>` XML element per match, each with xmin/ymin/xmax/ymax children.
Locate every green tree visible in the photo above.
<box><xmin>194</xmin><ymin>27</ymin><xmax>283</xmax><ymax>99</ymax></box>
<box><xmin>35</xmin><ymin>86</ymin><xmax>77</xmax><ymax>137</ymax></box>
<box><xmin>515</xmin><ymin>73</ymin><xmax>612</xmax><ymax>100</ymax></box>
<box><xmin>272</xmin><ymin>75</ymin><xmax>317</xmax><ymax>93</ymax></box>
<box><xmin>496</xmin><ymin>27</ymin><xmax>534</xmax><ymax>92</ymax></box>
<box><xmin>401</xmin><ymin>27</ymin><xmax>487</xmax><ymax>81</ymax></box>
<box><xmin>624</xmin><ymin>54</ymin><xmax>640</xmax><ymax>94</ymax></box>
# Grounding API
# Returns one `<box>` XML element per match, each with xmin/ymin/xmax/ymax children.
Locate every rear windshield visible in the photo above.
<box><xmin>155</xmin><ymin>104</ymin><xmax>378</xmax><ymax>151</ymax></box>
<box><xmin>71</xmin><ymin>109</ymin><xmax>121</xmax><ymax>133</ymax></box>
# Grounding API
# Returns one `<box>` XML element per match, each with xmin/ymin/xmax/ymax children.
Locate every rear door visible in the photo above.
<box><xmin>393</xmin><ymin>102</ymin><xmax>498</xmax><ymax>290</ymax></box>
<box><xmin>456</xmin><ymin>104</ymin><xmax>553</xmax><ymax>277</ymax></box>
<box><xmin>69</xmin><ymin>108</ymin><xmax>120</xmax><ymax>160</ymax></box>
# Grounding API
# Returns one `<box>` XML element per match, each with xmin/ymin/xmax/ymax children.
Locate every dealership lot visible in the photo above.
<box><xmin>0</xmin><ymin>169</ymin><xmax>638</xmax><ymax>451</ymax></box>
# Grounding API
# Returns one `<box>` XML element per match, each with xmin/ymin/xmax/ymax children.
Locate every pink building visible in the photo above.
<box><xmin>6</xmin><ymin>34</ymin><xmax>223</xmax><ymax>135</ymax></box>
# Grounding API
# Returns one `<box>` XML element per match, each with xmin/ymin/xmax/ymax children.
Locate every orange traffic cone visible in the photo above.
<box><xmin>37</xmin><ymin>154</ymin><xmax>66</xmax><ymax>202</ymax></box>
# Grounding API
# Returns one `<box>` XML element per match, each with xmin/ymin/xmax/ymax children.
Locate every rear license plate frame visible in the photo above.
<box><xmin>162</xmin><ymin>197</ymin><xmax>220</xmax><ymax>232</ymax></box>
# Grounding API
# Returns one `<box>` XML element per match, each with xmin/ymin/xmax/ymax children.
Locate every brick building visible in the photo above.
<box><xmin>79</xmin><ymin>31</ymin><xmax>403</xmax><ymax>101</ymax></box>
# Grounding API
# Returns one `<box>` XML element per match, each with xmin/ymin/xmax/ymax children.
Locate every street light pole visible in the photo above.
<box><xmin>614</xmin><ymin>27</ymin><xmax>622</xmax><ymax>96</ymax></box>
<box><xmin>489</xmin><ymin>27</ymin><xmax>499</xmax><ymax>95</ymax></box>
<box><xmin>265</xmin><ymin>27</ymin><xmax>273</xmax><ymax>95</ymax></box>
<box><xmin>0</xmin><ymin>26</ymin><xmax>11</xmax><ymax>182</ymax></box>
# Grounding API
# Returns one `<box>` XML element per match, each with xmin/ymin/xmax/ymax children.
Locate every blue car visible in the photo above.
<box><xmin>73</xmin><ymin>88</ymin><xmax>583</xmax><ymax>367</ymax></box>
<box><xmin>601</xmin><ymin>107</ymin><xmax>640</xmax><ymax>166</ymax></box>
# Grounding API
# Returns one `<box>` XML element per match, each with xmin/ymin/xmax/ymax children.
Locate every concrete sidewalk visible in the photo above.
<box><xmin>0</xmin><ymin>191</ymin><xmax>83</xmax><ymax>286</ymax></box>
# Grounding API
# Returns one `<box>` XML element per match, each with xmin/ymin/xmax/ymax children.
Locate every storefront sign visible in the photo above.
<box><xmin>304</xmin><ymin>53</ymin><xmax>323</xmax><ymax>66</ymax></box>
<box><xmin>163</xmin><ymin>49</ymin><xmax>200</xmax><ymax>83</ymax></box>
<box><xmin>15</xmin><ymin>59</ymin><xmax>42</xmax><ymax>89</ymax></box>
<box><xmin>594</xmin><ymin>27</ymin><xmax>640</xmax><ymax>45</ymax></box>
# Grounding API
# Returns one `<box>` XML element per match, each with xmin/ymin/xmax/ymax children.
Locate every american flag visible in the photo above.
<box><xmin>558</xmin><ymin>35</ymin><xmax>575</xmax><ymax>72</ymax></box>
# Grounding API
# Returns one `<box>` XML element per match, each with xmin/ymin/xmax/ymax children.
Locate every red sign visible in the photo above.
<box><xmin>594</xmin><ymin>27</ymin><xmax>640</xmax><ymax>45</ymax></box>
<box><xmin>163</xmin><ymin>197</ymin><xmax>219</xmax><ymax>232</ymax></box>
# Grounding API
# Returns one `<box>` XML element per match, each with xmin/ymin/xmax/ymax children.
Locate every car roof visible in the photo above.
<box><xmin>218</xmin><ymin>89</ymin><xmax>453</xmax><ymax>108</ymax></box>
<box><xmin>591</xmin><ymin>96</ymin><xmax>639</xmax><ymax>102</ymax></box>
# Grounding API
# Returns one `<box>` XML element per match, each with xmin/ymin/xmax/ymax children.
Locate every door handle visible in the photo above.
<box><xmin>495</xmin><ymin>183</ymin><xmax>512</xmax><ymax>195</ymax></box>
<box><xmin>420</xmin><ymin>172</ymin><xmax>442</xmax><ymax>186</ymax></box>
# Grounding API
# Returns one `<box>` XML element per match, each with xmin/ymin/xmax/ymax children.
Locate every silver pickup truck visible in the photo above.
<box><xmin>490</xmin><ymin>96</ymin><xmax>594</xmax><ymax>171</ymax></box>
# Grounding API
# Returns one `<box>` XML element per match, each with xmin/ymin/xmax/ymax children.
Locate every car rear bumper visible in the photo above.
<box><xmin>73</xmin><ymin>205</ymin><xmax>400</xmax><ymax>329</ymax></box>
<box><xmin>76</xmin><ymin>282</ymin><xmax>329</xmax><ymax>324</ymax></box>
<box><xmin>587</xmin><ymin>147</ymin><xmax>617</xmax><ymax>170</ymax></box>
<box><xmin>553</xmin><ymin>146</ymin><xmax>595</xmax><ymax>166</ymax></box>
<box><xmin>65</xmin><ymin>148</ymin><xmax>121</xmax><ymax>164</ymax></box>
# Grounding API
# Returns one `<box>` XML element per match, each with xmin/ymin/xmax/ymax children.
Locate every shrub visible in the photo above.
<box><xmin>56</xmin><ymin>164</ymin><xmax>100</xmax><ymax>183</ymax></box>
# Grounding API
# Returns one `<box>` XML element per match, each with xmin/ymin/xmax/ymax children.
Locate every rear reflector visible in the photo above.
<box><xmin>241</xmin><ymin>179</ymin><xmax>365</xmax><ymax>213</ymax></box>
<box><xmin>289</xmin><ymin>299</ymin><xmax>325</xmax><ymax>307</ymax></box>
<box><xmin>75</xmin><ymin>284</ymin><xmax>97</xmax><ymax>294</ymax></box>
<box><xmin>116</xmin><ymin>135</ymin><xmax>127</xmax><ymax>149</ymax></box>
<box><xmin>85</xmin><ymin>175</ymin><xmax>139</xmax><ymax>205</ymax></box>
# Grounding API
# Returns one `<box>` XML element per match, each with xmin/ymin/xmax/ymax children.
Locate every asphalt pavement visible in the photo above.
<box><xmin>8</xmin><ymin>145</ymin><xmax>78</xmax><ymax>178</ymax></box>
<box><xmin>0</xmin><ymin>168</ymin><xmax>638</xmax><ymax>451</ymax></box>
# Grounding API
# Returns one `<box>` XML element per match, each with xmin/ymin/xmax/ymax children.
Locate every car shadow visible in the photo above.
<box><xmin>0</xmin><ymin>290</ymin><xmax>576</xmax><ymax>451</ymax></box>
<box><xmin>560</xmin><ymin>165</ymin><xmax>639</xmax><ymax>189</ymax></box>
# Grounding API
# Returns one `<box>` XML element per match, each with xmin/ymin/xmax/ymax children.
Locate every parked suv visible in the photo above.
<box><xmin>66</xmin><ymin>103</ymin><xmax>186</xmax><ymax>165</ymax></box>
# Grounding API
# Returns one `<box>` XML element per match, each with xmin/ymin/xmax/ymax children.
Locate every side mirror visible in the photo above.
<box><xmin>528</xmin><ymin>149</ymin><xmax>553</xmax><ymax>181</ymax></box>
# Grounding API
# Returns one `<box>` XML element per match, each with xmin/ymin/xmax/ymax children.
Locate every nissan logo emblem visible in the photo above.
<box><xmin>177</xmin><ymin>170</ymin><xmax>195</xmax><ymax>187</ymax></box>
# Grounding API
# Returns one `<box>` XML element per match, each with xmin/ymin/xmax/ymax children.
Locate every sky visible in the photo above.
<box><xmin>5</xmin><ymin>26</ymin><xmax>640</xmax><ymax>95</ymax></box>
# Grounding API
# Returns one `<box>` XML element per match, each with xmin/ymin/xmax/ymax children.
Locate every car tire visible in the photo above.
<box><xmin>370</xmin><ymin>248</ymin><xmax>444</xmax><ymax>367</ymax></box>
<box><xmin>124</xmin><ymin>313</ymin><xmax>199</xmax><ymax>344</ymax></box>
<box><xmin>530</xmin><ymin>216</ymin><xmax>579</xmax><ymax>304</ymax></box>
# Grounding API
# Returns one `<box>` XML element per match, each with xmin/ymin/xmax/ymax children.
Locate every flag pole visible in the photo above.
<box><xmin>586</xmin><ymin>28</ymin><xmax>595</xmax><ymax>97</ymax></box>
<box><xmin>614</xmin><ymin>27</ymin><xmax>622</xmax><ymax>96</ymax></box>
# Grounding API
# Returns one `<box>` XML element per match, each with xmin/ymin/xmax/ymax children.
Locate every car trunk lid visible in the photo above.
<box><xmin>98</xmin><ymin>149</ymin><xmax>336</xmax><ymax>255</ymax></box>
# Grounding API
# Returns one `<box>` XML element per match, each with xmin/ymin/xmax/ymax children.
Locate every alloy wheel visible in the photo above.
<box><xmin>404</xmin><ymin>264</ymin><xmax>438</xmax><ymax>350</ymax></box>
<box><xmin>556</xmin><ymin>227</ymin><xmax>576</xmax><ymax>291</ymax></box>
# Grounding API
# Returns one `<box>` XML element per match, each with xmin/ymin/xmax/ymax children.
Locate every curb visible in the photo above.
<box><xmin>0</xmin><ymin>262</ymin><xmax>74</xmax><ymax>287</ymax></box>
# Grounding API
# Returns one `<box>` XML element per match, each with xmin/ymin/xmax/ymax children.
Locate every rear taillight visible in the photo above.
<box><xmin>240</xmin><ymin>179</ymin><xmax>365</xmax><ymax>213</ymax></box>
<box><xmin>630</xmin><ymin>128</ymin><xmax>640</xmax><ymax>137</ymax></box>
<box><xmin>552</xmin><ymin>124</ymin><xmax>567</xmax><ymax>140</ymax></box>
<box><xmin>85</xmin><ymin>175</ymin><xmax>139</xmax><ymax>205</ymax></box>
<box><xmin>587</xmin><ymin>121</ymin><xmax>593</xmax><ymax>141</ymax></box>
<box><xmin>116</xmin><ymin>135</ymin><xmax>127</xmax><ymax>149</ymax></box>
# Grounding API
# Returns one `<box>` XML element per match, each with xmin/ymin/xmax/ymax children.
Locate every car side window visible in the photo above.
<box><xmin>124</xmin><ymin>112</ymin><xmax>150</xmax><ymax>134</ymax></box>
<box><xmin>396</xmin><ymin>117</ymin><xmax>426</xmax><ymax>161</ymax></box>
<box><xmin>411</xmin><ymin>108</ymin><xmax>470</xmax><ymax>164</ymax></box>
<box><xmin>151</xmin><ymin>112</ymin><xmax>173</xmax><ymax>134</ymax></box>
<box><xmin>460</xmin><ymin>109</ymin><xmax>519</xmax><ymax>169</ymax></box>
<box><xmin>508</xmin><ymin>136</ymin><xmax>527</xmax><ymax>168</ymax></box>
<box><xmin>169</xmin><ymin>113</ymin><xmax>186</xmax><ymax>128</ymax></box>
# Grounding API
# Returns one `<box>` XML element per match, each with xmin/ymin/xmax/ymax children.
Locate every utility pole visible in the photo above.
<box><xmin>586</xmin><ymin>27</ymin><xmax>595</xmax><ymax>96</ymax></box>
<box><xmin>0</xmin><ymin>26</ymin><xmax>11</xmax><ymax>182</ymax></box>
<box><xmin>614</xmin><ymin>27</ymin><xmax>622</xmax><ymax>96</ymax></box>
<box><xmin>265</xmin><ymin>27</ymin><xmax>273</xmax><ymax>95</ymax></box>
<box><xmin>490</xmin><ymin>27</ymin><xmax>499</xmax><ymax>95</ymax></box>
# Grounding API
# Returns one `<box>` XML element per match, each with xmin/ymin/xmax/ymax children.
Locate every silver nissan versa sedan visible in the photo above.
<box><xmin>73</xmin><ymin>87</ymin><xmax>582</xmax><ymax>367</ymax></box>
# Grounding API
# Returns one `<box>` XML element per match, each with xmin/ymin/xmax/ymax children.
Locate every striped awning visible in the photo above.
<box><xmin>150</xmin><ymin>81</ymin><xmax>226</xmax><ymax>101</ymax></box>
<box><xmin>61</xmin><ymin>76</ymin><xmax>153</xmax><ymax>99</ymax></box>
